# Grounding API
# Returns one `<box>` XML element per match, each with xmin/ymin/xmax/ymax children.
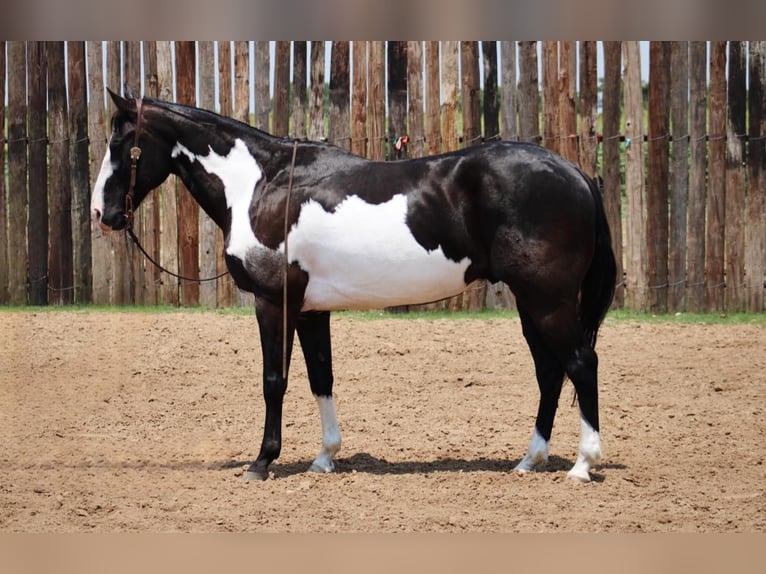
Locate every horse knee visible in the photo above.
<box><xmin>263</xmin><ymin>373</ymin><xmax>287</xmax><ymax>403</ymax></box>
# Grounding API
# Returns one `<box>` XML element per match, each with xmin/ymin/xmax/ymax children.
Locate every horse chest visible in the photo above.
<box><xmin>282</xmin><ymin>194</ymin><xmax>471</xmax><ymax>310</ymax></box>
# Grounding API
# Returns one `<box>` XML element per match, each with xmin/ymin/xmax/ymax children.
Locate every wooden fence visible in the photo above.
<box><xmin>1</xmin><ymin>41</ymin><xmax>764</xmax><ymax>313</ymax></box>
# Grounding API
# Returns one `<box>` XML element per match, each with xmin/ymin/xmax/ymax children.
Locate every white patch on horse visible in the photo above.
<box><xmin>285</xmin><ymin>194</ymin><xmax>471</xmax><ymax>311</ymax></box>
<box><xmin>309</xmin><ymin>395</ymin><xmax>342</xmax><ymax>473</ymax></box>
<box><xmin>91</xmin><ymin>146</ymin><xmax>113</xmax><ymax>222</ymax></box>
<box><xmin>567</xmin><ymin>414</ymin><xmax>602</xmax><ymax>483</ymax></box>
<box><xmin>514</xmin><ymin>427</ymin><xmax>549</xmax><ymax>473</ymax></box>
<box><xmin>171</xmin><ymin>139</ymin><xmax>264</xmax><ymax>261</ymax></box>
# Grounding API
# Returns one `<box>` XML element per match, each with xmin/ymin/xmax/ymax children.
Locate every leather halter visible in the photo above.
<box><xmin>125</xmin><ymin>97</ymin><xmax>144</xmax><ymax>230</ymax></box>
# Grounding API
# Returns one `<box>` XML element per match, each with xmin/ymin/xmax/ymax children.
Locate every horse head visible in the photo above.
<box><xmin>91</xmin><ymin>88</ymin><xmax>173</xmax><ymax>231</ymax></box>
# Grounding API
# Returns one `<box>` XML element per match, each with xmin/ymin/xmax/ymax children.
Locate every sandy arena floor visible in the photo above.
<box><xmin>1</xmin><ymin>310</ymin><xmax>764</xmax><ymax>532</ymax></box>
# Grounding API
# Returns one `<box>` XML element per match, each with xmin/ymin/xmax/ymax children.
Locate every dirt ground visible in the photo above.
<box><xmin>1</xmin><ymin>309</ymin><xmax>764</xmax><ymax>532</ymax></box>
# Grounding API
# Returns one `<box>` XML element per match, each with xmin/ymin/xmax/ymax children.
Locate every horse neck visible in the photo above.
<box><xmin>168</xmin><ymin>146</ymin><xmax>228</xmax><ymax>230</ymax></box>
<box><xmin>162</xmin><ymin>112</ymin><xmax>275</xmax><ymax>232</ymax></box>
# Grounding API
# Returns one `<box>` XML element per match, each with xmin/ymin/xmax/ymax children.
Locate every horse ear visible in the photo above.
<box><xmin>107</xmin><ymin>87</ymin><xmax>129</xmax><ymax>109</ymax></box>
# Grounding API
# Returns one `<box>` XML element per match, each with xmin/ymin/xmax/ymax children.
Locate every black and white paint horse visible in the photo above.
<box><xmin>92</xmin><ymin>90</ymin><xmax>616</xmax><ymax>482</ymax></box>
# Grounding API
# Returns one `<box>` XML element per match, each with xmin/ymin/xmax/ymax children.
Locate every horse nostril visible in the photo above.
<box><xmin>92</xmin><ymin>208</ymin><xmax>102</xmax><ymax>222</ymax></box>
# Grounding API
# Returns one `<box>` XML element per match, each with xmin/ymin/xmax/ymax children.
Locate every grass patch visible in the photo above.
<box><xmin>341</xmin><ymin>308</ymin><xmax>765</xmax><ymax>326</ymax></box>
<box><xmin>605</xmin><ymin>308</ymin><xmax>766</xmax><ymax>326</ymax></box>
<box><xmin>2</xmin><ymin>304</ymin><xmax>762</xmax><ymax>326</ymax></box>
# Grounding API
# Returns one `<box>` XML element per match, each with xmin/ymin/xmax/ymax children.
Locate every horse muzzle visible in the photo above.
<box><xmin>92</xmin><ymin>207</ymin><xmax>128</xmax><ymax>234</ymax></box>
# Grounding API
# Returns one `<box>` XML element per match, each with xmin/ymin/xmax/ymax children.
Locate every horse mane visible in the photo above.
<box><xmin>140</xmin><ymin>96</ymin><xmax>343</xmax><ymax>156</ymax></box>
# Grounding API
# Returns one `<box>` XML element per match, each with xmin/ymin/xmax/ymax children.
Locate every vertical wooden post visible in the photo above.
<box><xmin>233</xmin><ymin>41</ymin><xmax>252</xmax><ymax>307</ymax></box>
<box><xmin>328</xmin><ymin>41</ymin><xmax>350</xmax><ymax>150</ymax></box>
<box><xmin>441</xmin><ymin>41</ymin><xmax>461</xmax><ymax>311</ymax></box>
<box><xmin>725</xmin><ymin>41</ymin><xmax>747</xmax><ymax>312</ymax></box>
<box><xmin>482</xmin><ymin>41</ymin><xmax>499</xmax><ymax>142</ymax></box>
<box><xmin>351</xmin><ymin>41</ymin><xmax>367</xmax><ymax>157</ymax></box>
<box><xmin>542</xmin><ymin>41</ymin><xmax>559</xmax><ymax>154</ymax></box>
<box><xmin>517</xmin><ymin>41</ymin><xmax>540</xmax><ymax>144</ymax></box>
<box><xmin>578</xmin><ymin>41</ymin><xmax>598</xmax><ymax>178</ymax></box>
<box><xmin>746</xmin><ymin>41</ymin><xmax>766</xmax><ymax>312</ymax></box>
<box><xmin>623</xmin><ymin>41</ymin><xmax>648</xmax><ymax>312</ymax></box>
<box><xmin>198</xmin><ymin>41</ymin><xmax>218</xmax><ymax>308</ymax></box>
<box><xmin>124</xmin><ymin>41</ymin><xmax>141</xmax><ymax>90</ymax></box>
<box><xmin>388</xmin><ymin>41</ymin><xmax>408</xmax><ymax>160</ymax></box>
<box><xmin>461</xmin><ymin>41</ymin><xmax>481</xmax><ymax>148</ymax></box>
<box><xmin>87</xmin><ymin>41</ymin><xmax>113</xmax><ymax>305</ymax></box>
<box><xmin>309</xmin><ymin>41</ymin><xmax>326</xmax><ymax>141</ymax></box>
<box><xmin>216</xmin><ymin>41</ymin><xmax>237</xmax><ymax>307</ymax></box>
<box><xmin>141</xmin><ymin>42</ymin><xmax>160</xmax><ymax>306</ymax></box>
<box><xmin>687</xmin><ymin>41</ymin><xmax>708</xmax><ymax>313</ymax></box>
<box><xmin>500</xmin><ymin>41</ymin><xmax>517</xmax><ymax>142</ymax></box>
<box><xmin>47</xmin><ymin>41</ymin><xmax>74</xmax><ymax>305</ymax></box>
<box><xmin>273</xmin><ymin>41</ymin><xmax>291</xmax><ymax>138</ymax></box>
<box><xmin>707</xmin><ymin>41</ymin><xmax>727</xmax><ymax>312</ymax></box>
<box><xmin>461</xmin><ymin>41</ymin><xmax>485</xmax><ymax>311</ymax></box>
<box><xmin>7</xmin><ymin>41</ymin><xmax>28</xmax><ymax>305</ymax></box>
<box><xmin>425</xmin><ymin>42</ymin><xmax>441</xmax><ymax>156</ymax></box>
<box><xmin>0</xmin><ymin>41</ymin><xmax>7</xmax><ymax>304</ymax></box>
<box><xmin>292</xmin><ymin>42</ymin><xmax>308</xmax><ymax>140</ymax></box>
<box><xmin>441</xmin><ymin>41</ymin><xmax>460</xmax><ymax>154</ymax></box>
<box><xmin>176</xmin><ymin>41</ymin><xmax>200</xmax><ymax>306</ymax></box>
<box><xmin>558</xmin><ymin>41</ymin><xmax>578</xmax><ymax>163</ymax></box>
<box><xmin>67</xmin><ymin>41</ymin><xmax>92</xmax><ymax>304</ymax></box>
<box><xmin>647</xmin><ymin>41</ymin><xmax>671</xmax><ymax>314</ymax></box>
<box><xmin>602</xmin><ymin>41</ymin><xmax>624</xmax><ymax>308</ymax></box>
<box><xmin>368</xmin><ymin>41</ymin><xmax>385</xmax><ymax>160</ymax></box>
<box><xmin>156</xmin><ymin>41</ymin><xmax>179</xmax><ymax>307</ymax></box>
<box><xmin>669</xmin><ymin>42</ymin><xmax>689</xmax><ymax>313</ymax></box>
<box><xmin>255</xmin><ymin>41</ymin><xmax>270</xmax><ymax>131</ymax></box>
<box><xmin>407</xmin><ymin>41</ymin><xmax>425</xmax><ymax>159</ymax></box>
<box><xmin>27</xmin><ymin>42</ymin><xmax>48</xmax><ymax>306</ymax></box>
<box><xmin>234</xmin><ymin>41</ymin><xmax>251</xmax><ymax>126</ymax></box>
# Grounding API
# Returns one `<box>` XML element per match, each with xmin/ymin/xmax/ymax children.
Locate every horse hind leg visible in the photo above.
<box><xmin>514</xmin><ymin>306</ymin><xmax>566</xmax><ymax>473</ymax></box>
<box><xmin>562</xmin><ymin>344</ymin><xmax>602</xmax><ymax>482</ymax></box>
<box><xmin>297</xmin><ymin>311</ymin><xmax>342</xmax><ymax>473</ymax></box>
<box><xmin>515</xmin><ymin>299</ymin><xmax>602</xmax><ymax>482</ymax></box>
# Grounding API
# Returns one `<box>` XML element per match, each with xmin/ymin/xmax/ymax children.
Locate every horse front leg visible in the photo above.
<box><xmin>246</xmin><ymin>298</ymin><xmax>297</xmax><ymax>481</ymax></box>
<box><xmin>297</xmin><ymin>311</ymin><xmax>341</xmax><ymax>473</ymax></box>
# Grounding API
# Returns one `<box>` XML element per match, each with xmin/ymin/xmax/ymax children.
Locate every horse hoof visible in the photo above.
<box><xmin>514</xmin><ymin>459</ymin><xmax>545</xmax><ymax>474</ymax></box>
<box><xmin>566</xmin><ymin>469</ymin><xmax>591</xmax><ymax>483</ymax></box>
<box><xmin>308</xmin><ymin>462</ymin><xmax>334</xmax><ymax>474</ymax></box>
<box><xmin>244</xmin><ymin>465</ymin><xmax>269</xmax><ymax>481</ymax></box>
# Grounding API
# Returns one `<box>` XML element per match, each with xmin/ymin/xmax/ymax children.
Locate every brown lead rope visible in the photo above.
<box><xmin>282</xmin><ymin>140</ymin><xmax>299</xmax><ymax>381</ymax></box>
<box><xmin>126</xmin><ymin>227</ymin><xmax>230</xmax><ymax>283</ymax></box>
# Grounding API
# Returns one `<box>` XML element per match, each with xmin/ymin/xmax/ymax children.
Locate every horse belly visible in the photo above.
<box><xmin>286</xmin><ymin>195</ymin><xmax>471</xmax><ymax>311</ymax></box>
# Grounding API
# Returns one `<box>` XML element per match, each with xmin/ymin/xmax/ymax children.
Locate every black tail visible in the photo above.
<box><xmin>579</xmin><ymin>173</ymin><xmax>617</xmax><ymax>349</ymax></box>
